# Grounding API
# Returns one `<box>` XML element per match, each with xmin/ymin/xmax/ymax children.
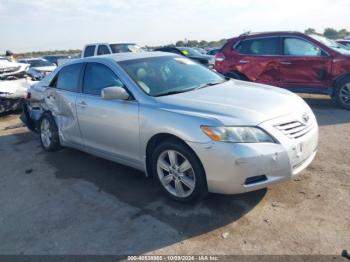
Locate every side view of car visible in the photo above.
<box><xmin>22</xmin><ymin>52</ymin><xmax>318</xmax><ymax>203</ymax></box>
<box><xmin>214</xmin><ymin>31</ymin><xmax>350</xmax><ymax>110</ymax></box>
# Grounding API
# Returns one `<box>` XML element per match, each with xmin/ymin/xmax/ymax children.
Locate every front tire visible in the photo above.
<box><xmin>334</xmin><ymin>77</ymin><xmax>350</xmax><ymax>110</ymax></box>
<box><xmin>39</xmin><ymin>113</ymin><xmax>61</xmax><ymax>151</ymax></box>
<box><xmin>151</xmin><ymin>139</ymin><xmax>207</xmax><ymax>203</ymax></box>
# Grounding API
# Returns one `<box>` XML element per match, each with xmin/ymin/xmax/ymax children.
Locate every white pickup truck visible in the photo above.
<box><xmin>81</xmin><ymin>42</ymin><xmax>143</xmax><ymax>58</ymax></box>
<box><xmin>57</xmin><ymin>42</ymin><xmax>143</xmax><ymax>66</ymax></box>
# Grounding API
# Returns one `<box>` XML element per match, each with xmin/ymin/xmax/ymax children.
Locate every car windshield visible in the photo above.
<box><xmin>178</xmin><ymin>47</ymin><xmax>202</xmax><ymax>56</ymax></box>
<box><xmin>25</xmin><ymin>59</ymin><xmax>55</xmax><ymax>67</ymax></box>
<box><xmin>310</xmin><ymin>34</ymin><xmax>350</xmax><ymax>54</ymax></box>
<box><xmin>110</xmin><ymin>44</ymin><xmax>143</xmax><ymax>53</ymax></box>
<box><xmin>119</xmin><ymin>56</ymin><xmax>225</xmax><ymax>97</ymax></box>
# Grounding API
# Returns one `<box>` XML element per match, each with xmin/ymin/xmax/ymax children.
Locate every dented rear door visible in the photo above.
<box><xmin>45</xmin><ymin>63</ymin><xmax>85</xmax><ymax>146</ymax></box>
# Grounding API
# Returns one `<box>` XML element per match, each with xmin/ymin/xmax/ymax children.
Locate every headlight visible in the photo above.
<box><xmin>201</xmin><ymin>126</ymin><xmax>275</xmax><ymax>143</ymax></box>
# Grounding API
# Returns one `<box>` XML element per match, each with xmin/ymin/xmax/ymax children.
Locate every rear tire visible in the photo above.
<box><xmin>150</xmin><ymin>139</ymin><xmax>208</xmax><ymax>203</ymax></box>
<box><xmin>39</xmin><ymin>113</ymin><xmax>61</xmax><ymax>151</ymax></box>
<box><xmin>334</xmin><ymin>77</ymin><xmax>350</xmax><ymax>110</ymax></box>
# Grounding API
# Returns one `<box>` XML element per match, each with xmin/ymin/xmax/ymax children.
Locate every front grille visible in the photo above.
<box><xmin>275</xmin><ymin>121</ymin><xmax>313</xmax><ymax>139</ymax></box>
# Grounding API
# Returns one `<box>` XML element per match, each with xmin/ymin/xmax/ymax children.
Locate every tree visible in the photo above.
<box><xmin>324</xmin><ymin>28</ymin><xmax>339</xmax><ymax>39</ymax></box>
<box><xmin>304</xmin><ymin>28</ymin><xmax>317</xmax><ymax>35</ymax></box>
<box><xmin>338</xmin><ymin>29</ymin><xmax>349</xmax><ymax>39</ymax></box>
<box><xmin>175</xmin><ymin>40</ymin><xmax>185</xmax><ymax>47</ymax></box>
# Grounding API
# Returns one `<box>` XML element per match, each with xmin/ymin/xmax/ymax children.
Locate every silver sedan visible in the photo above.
<box><xmin>23</xmin><ymin>52</ymin><xmax>318</xmax><ymax>202</ymax></box>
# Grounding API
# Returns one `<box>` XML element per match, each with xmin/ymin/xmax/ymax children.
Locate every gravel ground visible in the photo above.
<box><xmin>0</xmin><ymin>94</ymin><xmax>349</xmax><ymax>256</ymax></box>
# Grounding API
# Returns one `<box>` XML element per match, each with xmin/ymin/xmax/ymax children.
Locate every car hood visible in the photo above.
<box><xmin>155</xmin><ymin>80</ymin><xmax>309</xmax><ymax>126</ymax></box>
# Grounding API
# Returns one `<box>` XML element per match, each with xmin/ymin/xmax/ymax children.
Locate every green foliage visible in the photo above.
<box><xmin>305</xmin><ymin>27</ymin><xmax>349</xmax><ymax>39</ymax></box>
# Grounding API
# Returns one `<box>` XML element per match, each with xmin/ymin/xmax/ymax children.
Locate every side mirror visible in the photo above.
<box><xmin>101</xmin><ymin>86</ymin><xmax>130</xmax><ymax>100</ymax></box>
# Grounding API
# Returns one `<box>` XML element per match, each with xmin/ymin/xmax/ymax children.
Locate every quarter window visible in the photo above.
<box><xmin>83</xmin><ymin>45</ymin><xmax>95</xmax><ymax>57</ymax></box>
<box><xmin>83</xmin><ymin>63</ymin><xmax>123</xmax><ymax>96</ymax></box>
<box><xmin>284</xmin><ymin>38</ymin><xmax>322</xmax><ymax>56</ymax></box>
<box><xmin>235</xmin><ymin>37</ymin><xmax>280</xmax><ymax>55</ymax></box>
<box><xmin>97</xmin><ymin>45</ymin><xmax>111</xmax><ymax>55</ymax></box>
<box><xmin>56</xmin><ymin>63</ymin><xmax>84</xmax><ymax>92</ymax></box>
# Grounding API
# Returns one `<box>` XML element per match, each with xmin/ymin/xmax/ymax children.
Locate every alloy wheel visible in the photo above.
<box><xmin>340</xmin><ymin>83</ymin><xmax>350</xmax><ymax>105</ymax></box>
<box><xmin>157</xmin><ymin>150</ymin><xmax>196</xmax><ymax>198</ymax></box>
<box><xmin>40</xmin><ymin>118</ymin><xmax>52</xmax><ymax>148</ymax></box>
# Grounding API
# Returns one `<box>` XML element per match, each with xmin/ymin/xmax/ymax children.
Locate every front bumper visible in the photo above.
<box><xmin>187</xmin><ymin>119</ymin><xmax>318</xmax><ymax>194</ymax></box>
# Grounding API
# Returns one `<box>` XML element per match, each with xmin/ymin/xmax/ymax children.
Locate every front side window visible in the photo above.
<box><xmin>56</xmin><ymin>63</ymin><xmax>84</xmax><ymax>92</ymax></box>
<box><xmin>235</xmin><ymin>37</ymin><xmax>280</xmax><ymax>55</ymax></box>
<box><xmin>97</xmin><ymin>45</ymin><xmax>111</xmax><ymax>55</ymax></box>
<box><xmin>83</xmin><ymin>63</ymin><xmax>123</xmax><ymax>96</ymax></box>
<box><xmin>119</xmin><ymin>56</ymin><xmax>225</xmax><ymax>97</ymax></box>
<box><xmin>284</xmin><ymin>38</ymin><xmax>323</xmax><ymax>56</ymax></box>
<box><xmin>84</xmin><ymin>45</ymin><xmax>95</xmax><ymax>57</ymax></box>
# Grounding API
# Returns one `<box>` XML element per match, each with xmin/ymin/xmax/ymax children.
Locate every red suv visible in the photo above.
<box><xmin>215</xmin><ymin>32</ymin><xmax>350</xmax><ymax>110</ymax></box>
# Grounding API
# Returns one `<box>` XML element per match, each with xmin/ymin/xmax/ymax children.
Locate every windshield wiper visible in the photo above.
<box><xmin>155</xmin><ymin>89</ymin><xmax>191</xmax><ymax>97</ymax></box>
<box><xmin>194</xmin><ymin>80</ymin><xmax>228</xmax><ymax>90</ymax></box>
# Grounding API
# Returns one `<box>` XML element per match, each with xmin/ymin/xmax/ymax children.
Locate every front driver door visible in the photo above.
<box><xmin>76</xmin><ymin>62</ymin><xmax>141</xmax><ymax>166</ymax></box>
<box><xmin>279</xmin><ymin>37</ymin><xmax>332</xmax><ymax>89</ymax></box>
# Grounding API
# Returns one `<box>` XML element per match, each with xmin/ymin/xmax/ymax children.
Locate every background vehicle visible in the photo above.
<box><xmin>155</xmin><ymin>46</ymin><xmax>214</xmax><ymax>67</ymax></box>
<box><xmin>0</xmin><ymin>59</ymin><xmax>35</xmax><ymax>113</ymax></box>
<box><xmin>82</xmin><ymin>42</ymin><xmax>143</xmax><ymax>58</ymax></box>
<box><xmin>207</xmin><ymin>48</ymin><xmax>220</xmax><ymax>56</ymax></box>
<box><xmin>17</xmin><ymin>58</ymin><xmax>56</xmax><ymax>80</ymax></box>
<box><xmin>0</xmin><ymin>59</ymin><xmax>29</xmax><ymax>80</ymax></box>
<box><xmin>22</xmin><ymin>52</ymin><xmax>318</xmax><ymax>202</ymax></box>
<box><xmin>215</xmin><ymin>31</ymin><xmax>350</xmax><ymax>110</ymax></box>
<box><xmin>336</xmin><ymin>40</ymin><xmax>350</xmax><ymax>48</ymax></box>
<box><xmin>42</xmin><ymin>55</ymin><xmax>71</xmax><ymax>65</ymax></box>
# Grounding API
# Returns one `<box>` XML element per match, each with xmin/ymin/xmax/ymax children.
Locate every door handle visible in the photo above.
<box><xmin>77</xmin><ymin>101</ymin><xmax>87</xmax><ymax>108</ymax></box>
<box><xmin>280</xmin><ymin>61</ymin><xmax>292</xmax><ymax>65</ymax></box>
<box><xmin>239</xmin><ymin>60</ymin><xmax>250</xmax><ymax>64</ymax></box>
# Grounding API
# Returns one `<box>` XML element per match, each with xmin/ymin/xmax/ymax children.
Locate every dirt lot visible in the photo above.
<box><xmin>0</xmin><ymin>94</ymin><xmax>349</xmax><ymax>256</ymax></box>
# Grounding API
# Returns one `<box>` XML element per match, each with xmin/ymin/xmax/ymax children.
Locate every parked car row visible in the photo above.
<box><xmin>8</xmin><ymin>30</ymin><xmax>350</xmax><ymax>202</ymax></box>
<box><xmin>22</xmin><ymin>50</ymin><xmax>319</xmax><ymax>202</ymax></box>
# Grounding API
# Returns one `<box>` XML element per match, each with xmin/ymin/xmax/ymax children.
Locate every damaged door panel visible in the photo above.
<box><xmin>42</xmin><ymin>63</ymin><xmax>85</xmax><ymax>146</ymax></box>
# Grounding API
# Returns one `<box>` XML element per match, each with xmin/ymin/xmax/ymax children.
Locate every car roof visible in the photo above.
<box><xmin>85</xmin><ymin>42</ymin><xmax>136</xmax><ymax>46</ymax></box>
<box><xmin>66</xmin><ymin>51</ymin><xmax>175</xmax><ymax>66</ymax></box>
<box><xmin>238</xmin><ymin>31</ymin><xmax>305</xmax><ymax>38</ymax></box>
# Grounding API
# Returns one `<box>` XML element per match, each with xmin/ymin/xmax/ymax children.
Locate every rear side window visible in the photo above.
<box><xmin>235</xmin><ymin>37</ymin><xmax>280</xmax><ymax>55</ymax></box>
<box><xmin>56</xmin><ymin>63</ymin><xmax>84</xmax><ymax>92</ymax></box>
<box><xmin>83</xmin><ymin>45</ymin><xmax>95</xmax><ymax>57</ymax></box>
<box><xmin>284</xmin><ymin>38</ymin><xmax>323</xmax><ymax>56</ymax></box>
<box><xmin>83</xmin><ymin>63</ymin><xmax>123</xmax><ymax>96</ymax></box>
<box><xmin>97</xmin><ymin>45</ymin><xmax>111</xmax><ymax>55</ymax></box>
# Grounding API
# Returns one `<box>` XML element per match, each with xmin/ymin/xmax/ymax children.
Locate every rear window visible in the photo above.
<box><xmin>110</xmin><ymin>44</ymin><xmax>142</xmax><ymax>53</ymax></box>
<box><xmin>83</xmin><ymin>45</ymin><xmax>95</xmax><ymax>57</ymax></box>
<box><xmin>235</xmin><ymin>37</ymin><xmax>280</xmax><ymax>55</ymax></box>
<box><xmin>56</xmin><ymin>63</ymin><xmax>84</xmax><ymax>92</ymax></box>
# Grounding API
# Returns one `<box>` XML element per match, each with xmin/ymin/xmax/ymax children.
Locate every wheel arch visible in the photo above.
<box><xmin>145</xmin><ymin>133</ymin><xmax>207</xmax><ymax>187</ymax></box>
<box><xmin>225</xmin><ymin>71</ymin><xmax>250</xmax><ymax>81</ymax></box>
<box><xmin>332</xmin><ymin>73</ymin><xmax>350</xmax><ymax>97</ymax></box>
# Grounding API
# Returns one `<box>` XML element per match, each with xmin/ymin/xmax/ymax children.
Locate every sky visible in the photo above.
<box><xmin>0</xmin><ymin>0</ymin><xmax>349</xmax><ymax>53</ymax></box>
